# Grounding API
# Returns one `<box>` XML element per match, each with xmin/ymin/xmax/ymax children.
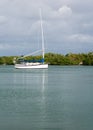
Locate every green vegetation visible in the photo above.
<box><xmin>0</xmin><ymin>56</ymin><xmax>14</xmax><ymax>65</ymax></box>
<box><xmin>0</xmin><ymin>52</ymin><xmax>93</xmax><ymax>65</ymax></box>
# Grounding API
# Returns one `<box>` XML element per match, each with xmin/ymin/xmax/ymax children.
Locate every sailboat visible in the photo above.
<box><xmin>14</xmin><ymin>10</ymin><xmax>48</xmax><ymax>69</ymax></box>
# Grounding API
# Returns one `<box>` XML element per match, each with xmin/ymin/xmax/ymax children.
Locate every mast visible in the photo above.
<box><xmin>40</xmin><ymin>8</ymin><xmax>44</xmax><ymax>63</ymax></box>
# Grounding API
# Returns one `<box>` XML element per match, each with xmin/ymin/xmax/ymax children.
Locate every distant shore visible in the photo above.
<box><xmin>0</xmin><ymin>52</ymin><xmax>93</xmax><ymax>65</ymax></box>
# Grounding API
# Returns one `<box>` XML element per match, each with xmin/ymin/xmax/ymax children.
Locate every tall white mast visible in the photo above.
<box><xmin>40</xmin><ymin>8</ymin><xmax>44</xmax><ymax>61</ymax></box>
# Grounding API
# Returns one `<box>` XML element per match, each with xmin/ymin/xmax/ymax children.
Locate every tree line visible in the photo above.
<box><xmin>0</xmin><ymin>52</ymin><xmax>93</xmax><ymax>65</ymax></box>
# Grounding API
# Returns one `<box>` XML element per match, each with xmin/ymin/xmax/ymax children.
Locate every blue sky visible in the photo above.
<box><xmin>0</xmin><ymin>0</ymin><xmax>93</xmax><ymax>56</ymax></box>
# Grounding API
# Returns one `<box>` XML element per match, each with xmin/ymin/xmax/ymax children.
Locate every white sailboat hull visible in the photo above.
<box><xmin>15</xmin><ymin>63</ymin><xmax>48</xmax><ymax>69</ymax></box>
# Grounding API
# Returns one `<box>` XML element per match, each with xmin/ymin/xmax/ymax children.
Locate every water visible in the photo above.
<box><xmin>0</xmin><ymin>65</ymin><xmax>93</xmax><ymax>130</ymax></box>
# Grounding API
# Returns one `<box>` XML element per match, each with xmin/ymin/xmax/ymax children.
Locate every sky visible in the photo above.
<box><xmin>0</xmin><ymin>0</ymin><xmax>93</xmax><ymax>56</ymax></box>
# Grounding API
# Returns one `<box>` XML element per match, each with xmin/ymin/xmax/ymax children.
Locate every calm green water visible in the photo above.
<box><xmin>0</xmin><ymin>65</ymin><xmax>93</xmax><ymax>130</ymax></box>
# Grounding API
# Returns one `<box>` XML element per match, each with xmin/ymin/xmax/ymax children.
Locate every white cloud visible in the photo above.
<box><xmin>68</xmin><ymin>34</ymin><xmax>93</xmax><ymax>43</ymax></box>
<box><xmin>58</xmin><ymin>5</ymin><xmax>72</xmax><ymax>18</ymax></box>
<box><xmin>47</xmin><ymin>5</ymin><xmax>72</xmax><ymax>20</ymax></box>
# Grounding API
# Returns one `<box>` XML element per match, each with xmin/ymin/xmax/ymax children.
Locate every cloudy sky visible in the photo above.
<box><xmin>0</xmin><ymin>0</ymin><xmax>93</xmax><ymax>56</ymax></box>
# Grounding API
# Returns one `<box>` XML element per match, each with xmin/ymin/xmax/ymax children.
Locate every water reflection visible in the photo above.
<box><xmin>11</xmin><ymin>69</ymin><xmax>49</xmax><ymax>129</ymax></box>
